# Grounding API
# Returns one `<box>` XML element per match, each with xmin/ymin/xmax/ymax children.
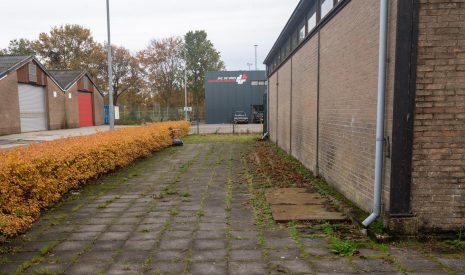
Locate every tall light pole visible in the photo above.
<box><xmin>184</xmin><ymin>47</ymin><xmax>188</xmax><ymax>121</ymax></box>
<box><xmin>254</xmin><ymin>44</ymin><xmax>258</xmax><ymax>71</ymax></box>
<box><xmin>106</xmin><ymin>0</ymin><xmax>114</xmax><ymax>129</ymax></box>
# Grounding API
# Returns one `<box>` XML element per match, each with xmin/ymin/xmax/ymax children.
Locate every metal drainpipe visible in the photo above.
<box><xmin>362</xmin><ymin>0</ymin><xmax>389</xmax><ymax>228</ymax></box>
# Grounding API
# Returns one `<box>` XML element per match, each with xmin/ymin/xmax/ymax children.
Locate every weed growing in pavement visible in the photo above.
<box><xmin>34</xmin><ymin>268</ymin><xmax>65</xmax><ymax>275</ymax></box>
<box><xmin>321</xmin><ymin>222</ymin><xmax>337</xmax><ymax>235</ymax></box>
<box><xmin>303</xmin><ymin>233</ymin><xmax>322</xmax><ymax>239</ymax></box>
<box><xmin>96</xmin><ymin>199</ymin><xmax>113</xmax><ymax>209</ymax></box>
<box><xmin>14</xmin><ymin>255</ymin><xmax>43</xmax><ymax>275</ymax></box>
<box><xmin>444</xmin><ymin>228</ymin><xmax>465</xmax><ymax>249</ymax></box>
<box><xmin>224</xmin><ymin>145</ymin><xmax>234</xmax><ymax>263</ymax></box>
<box><xmin>127</xmin><ymin>171</ymin><xmax>139</xmax><ymax>178</ymax></box>
<box><xmin>180</xmin><ymin>191</ymin><xmax>190</xmax><ymax>197</ymax></box>
<box><xmin>71</xmin><ymin>203</ymin><xmax>84</xmax><ymax>213</ymax></box>
<box><xmin>39</xmin><ymin>241</ymin><xmax>60</xmax><ymax>256</ymax></box>
<box><xmin>288</xmin><ymin>221</ymin><xmax>310</xmax><ymax>259</ymax></box>
<box><xmin>169</xmin><ymin>209</ymin><xmax>178</xmax><ymax>216</ymax></box>
<box><xmin>329</xmin><ymin>237</ymin><xmax>361</xmax><ymax>256</ymax></box>
<box><xmin>49</xmin><ymin>214</ymin><xmax>67</xmax><ymax>226</ymax></box>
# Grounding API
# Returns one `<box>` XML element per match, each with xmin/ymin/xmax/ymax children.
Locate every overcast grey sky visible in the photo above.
<box><xmin>0</xmin><ymin>0</ymin><xmax>300</xmax><ymax>71</ymax></box>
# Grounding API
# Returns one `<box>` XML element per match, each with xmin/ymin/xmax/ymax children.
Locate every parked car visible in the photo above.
<box><xmin>253</xmin><ymin>111</ymin><xmax>264</xmax><ymax>123</ymax></box>
<box><xmin>233</xmin><ymin>111</ymin><xmax>249</xmax><ymax>124</ymax></box>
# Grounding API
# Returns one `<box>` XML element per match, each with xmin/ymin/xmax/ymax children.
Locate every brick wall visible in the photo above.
<box><xmin>291</xmin><ymin>38</ymin><xmax>319</xmax><ymax>171</ymax></box>
<box><xmin>269</xmin><ymin>73</ymin><xmax>278</xmax><ymax>143</ymax></box>
<box><xmin>0</xmin><ymin>73</ymin><xmax>20</xmax><ymax>135</ymax></box>
<box><xmin>318</xmin><ymin>0</ymin><xmax>381</xmax><ymax>211</ymax></box>
<box><xmin>47</xmin><ymin>79</ymin><xmax>66</xmax><ymax>130</ymax></box>
<box><xmin>277</xmin><ymin>60</ymin><xmax>292</xmax><ymax>153</ymax></box>
<box><xmin>93</xmin><ymin>89</ymin><xmax>104</xmax><ymax>126</ymax></box>
<box><xmin>267</xmin><ymin>0</ymin><xmax>398</xmax><ymax>214</ymax></box>
<box><xmin>65</xmin><ymin>84</ymin><xmax>79</xmax><ymax>129</ymax></box>
<box><xmin>411</xmin><ymin>0</ymin><xmax>465</xmax><ymax>231</ymax></box>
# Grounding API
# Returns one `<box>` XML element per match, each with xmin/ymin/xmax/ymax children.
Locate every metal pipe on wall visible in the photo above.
<box><xmin>362</xmin><ymin>0</ymin><xmax>389</xmax><ymax>228</ymax></box>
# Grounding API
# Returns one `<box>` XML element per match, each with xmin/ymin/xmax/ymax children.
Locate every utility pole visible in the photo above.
<box><xmin>184</xmin><ymin>47</ymin><xmax>188</xmax><ymax>120</ymax></box>
<box><xmin>254</xmin><ymin>44</ymin><xmax>258</xmax><ymax>71</ymax></box>
<box><xmin>106</xmin><ymin>0</ymin><xmax>114</xmax><ymax>130</ymax></box>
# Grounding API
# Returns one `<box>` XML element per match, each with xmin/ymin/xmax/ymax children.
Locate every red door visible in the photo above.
<box><xmin>78</xmin><ymin>92</ymin><xmax>94</xmax><ymax>127</ymax></box>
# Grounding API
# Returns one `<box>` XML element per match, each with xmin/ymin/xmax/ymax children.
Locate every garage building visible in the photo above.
<box><xmin>205</xmin><ymin>71</ymin><xmax>266</xmax><ymax>124</ymax></box>
<box><xmin>265</xmin><ymin>0</ymin><xmax>465</xmax><ymax>233</ymax></box>
<box><xmin>0</xmin><ymin>55</ymin><xmax>66</xmax><ymax>135</ymax></box>
<box><xmin>0</xmin><ymin>55</ymin><xmax>105</xmax><ymax>136</ymax></box>
<box><xmin>49</xmin><ymin>70</ymin><xmax>104</xmax><ymax>128</ymax></box>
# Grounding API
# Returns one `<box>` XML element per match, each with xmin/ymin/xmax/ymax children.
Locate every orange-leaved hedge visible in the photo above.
<box><xmin>0</xmin><ymin>121</ymin><xmax>189</xmax><ymax>236</ymax></box>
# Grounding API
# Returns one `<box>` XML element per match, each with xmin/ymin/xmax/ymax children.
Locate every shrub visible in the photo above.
<box><xmin>0</xmin><ymin>121</ymin><xmax>189</xmax><ymax>236</ymax></box>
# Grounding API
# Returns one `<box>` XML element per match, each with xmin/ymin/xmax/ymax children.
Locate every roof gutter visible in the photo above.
<box><xmin>363</xmin><ymin>0</ymin><xmax>389</xmax><ymax>228</ymax></box>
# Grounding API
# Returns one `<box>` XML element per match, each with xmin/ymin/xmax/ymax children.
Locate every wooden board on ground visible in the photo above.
<box><xmin>270</xmin><ymin>205</ymin><xmax>346</xmax><ymax>221</ymax></box>
<box><xmin>265</xmin><ymin>189</ymin><xmax>326</xmax><ymax>205</ymax></box>
<box><xmin>265</xmin><ymin>188</ymin><xmax>347</xmax><ymax>222</ymax></box>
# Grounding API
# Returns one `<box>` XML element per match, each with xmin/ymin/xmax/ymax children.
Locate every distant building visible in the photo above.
<box><xmin>0</xmin><ymin>55</ymin><xmax>104</xmax><ymax>136</ymax></box>
<box><xmin>50</xmin><ymin>70</ymin><xmax>104</xmax><ymax>128</ymax></box>
<box><xmin>204</xmin><ymin>71</ymin><xmax>266</xmax><ymax>124</ymax></box>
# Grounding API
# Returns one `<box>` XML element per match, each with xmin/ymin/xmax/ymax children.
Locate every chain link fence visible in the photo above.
<box><xmin>113</xmin><ymin>105</ymin><xmax>264</xmax><ymax>135</ymax></box>
<box><xmin>115</xmin><ymin>105</ymin><xmax>194</xmax><ymax>125</ymax></box>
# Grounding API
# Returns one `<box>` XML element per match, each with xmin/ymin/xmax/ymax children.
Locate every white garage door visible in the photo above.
<box><xmin>18</xmin><ymin>84</ymin><xmax>47</xmax><ymax>132</ymax></box>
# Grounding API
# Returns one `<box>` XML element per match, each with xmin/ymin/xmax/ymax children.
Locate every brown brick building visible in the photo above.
<box><xmin>265</xmin><ymin>0</ymin><xmax>465</xmax><ymax>233</ymax></box>
<box><xmin>50</xmin><ymin>71</ymin><xmax>105</xmax><ymax>128</ymax></box>
<box><xmin>0</xmin><ymin>56</ymin><xmax>104</xmax><ymax>136</ymax></box>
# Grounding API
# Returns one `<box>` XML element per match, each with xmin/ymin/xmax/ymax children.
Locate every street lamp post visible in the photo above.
<box><xmin>254</xmin><ymin>44</ymin><xmax>258</xmax><ymax>71</ymax></box>
<box><xmin>184</xmin><ymin>47</ymin><xmax>188</xmax><ymax>121</ymax></box>
<box><xmin>106</xmin><ymin>0</ymin><xmax>114</xmax><ymax>130</ymax></box>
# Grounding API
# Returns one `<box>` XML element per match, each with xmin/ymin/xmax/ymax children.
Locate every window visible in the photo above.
<box><xmin>320</xmin><ymin>0</ymin><xmax>334</xmax><ymax>18</ymax></box>
<box><xmin>286</xmin><ymin>39</ymin><xmax>291</xmax><ymax>56</ymax></box>
<box><xmin>251</xmin><ymin>81</ymin><xmax>259</xmax><ymax>86</ymax></box>
<box><xmin>299</xmin><ymin>21</ymin><xmax>305</xmax><ymax>42</ymax></box>
<box><xmin>292</xmin><ymin>30</ymin><xmax>299</xmax><ymax>50</ymax></box>
<box><xmin>307</xmin><ymin>5</ymin><xmax>317</xmax><ymax>33</ymax></box>
<box><xmin>259</xmin><ymin>81</ymin><xmax>267</xmax><ymax>86</ymax></box>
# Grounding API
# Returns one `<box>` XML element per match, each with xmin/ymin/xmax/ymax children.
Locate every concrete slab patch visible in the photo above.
<box><xmin>152</xmin><ymin>250</ymin><xmax>186</xmax><ymax>262</ymax></box>
<box><xmin>192</xmin><ymin>249</ymin><xmax>227</xmax><ymax>262</ymax></box>
<box><xmin>150</xmin><ymin>261</ymin><xmax>186</xmax><ymax>274</ymax></box>
<box><xmin>190</xmin><ymin>262</ymin><xmax>226</xmax><ymax>274</ymax></box>
<box><xmin>229</xmin><ymin>262</ymin><xmax>268</xmax><ymax>274</ymax></box>
<box><xmin>229</xmin><ymin>249</ymin><xmax>263</xmax><ymax>262</ymax></box>
<box><xmin>271</xmin><ymin>260</ymin><xmax>312</xmax><ymax>274</ymax></box>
